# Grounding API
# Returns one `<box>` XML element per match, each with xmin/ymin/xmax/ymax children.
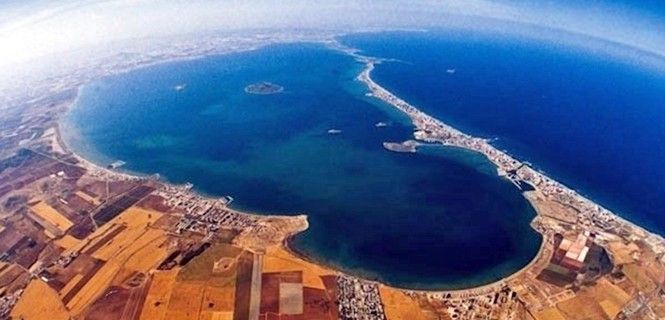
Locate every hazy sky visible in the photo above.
<box><xmin>1</xmin><ymin>0</ymin><xmax>664</xmax><ymax>69</ymax></box>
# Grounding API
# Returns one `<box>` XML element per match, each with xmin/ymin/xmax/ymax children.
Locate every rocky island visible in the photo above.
<box><xmin>383</xmin><ymin>140</ymin><xmax>419</xmax><ymax>153</ymax></box>
<box><xmin>244</xmin><ymin>81</ymin><xmax>284</xmax><ymax>95</ymax></box>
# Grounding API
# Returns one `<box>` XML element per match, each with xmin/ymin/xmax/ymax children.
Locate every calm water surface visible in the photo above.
<box><xmin>63</xmin><ymin>43</ymin><xmax>541</xmax><ymax>289</ymax></box>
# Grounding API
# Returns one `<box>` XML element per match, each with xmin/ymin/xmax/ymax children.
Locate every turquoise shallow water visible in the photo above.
<box><xmin>62</xmin><ymin>43</ymin><xmax>541</xmax><ymax>290</ymax></box>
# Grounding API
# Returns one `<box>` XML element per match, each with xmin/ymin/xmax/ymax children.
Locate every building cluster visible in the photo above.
<box><xmin>156</xmin><ymin>184</ymin><xmax>256</xmax><ymax>235</ymax></box>
<box><xmin>432</xmin><ymin>287</ymin><xmax>525</xmax><ymax>320</ymax></box>
<box><xmin>360</xmin><ymin>58</ymin><xmax>665</xmax><ymax>265</ymax></box>
<box><xmin>336</xmin><ymin>275</ymin><xmax>386</xmax><ymax>320</ymax></box>
<box><xmin>0</xmin><ymin>289</ymin><xmax>23</xmax><ymax>318</ymax></box>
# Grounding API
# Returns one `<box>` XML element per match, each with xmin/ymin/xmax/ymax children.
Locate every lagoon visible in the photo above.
<box><xmin>62</xmin><ymin>42</ymin><xmax>541</xmax><ymax>290</ymax></box>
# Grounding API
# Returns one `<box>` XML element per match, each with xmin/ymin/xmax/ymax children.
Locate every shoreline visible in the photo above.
<box><xmin>337</xmin><ymin>41</ymin><xmax>663</xmax><ymax>292</ymax></box>
<box><xmin>47</xmin><ymin>39</ymin><xmax>663</xmax><ymax>295</ymax></box>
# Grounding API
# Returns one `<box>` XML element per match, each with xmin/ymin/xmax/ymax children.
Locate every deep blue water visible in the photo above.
<box><xmin>342</xmin><ymin>30</ymin><xmax>665</xmax><ymax>235</ymax></box>
<box><xmin>62</xmin><ymin>43</ymin><xmax>541</xmax><ymax>290</ymax></box>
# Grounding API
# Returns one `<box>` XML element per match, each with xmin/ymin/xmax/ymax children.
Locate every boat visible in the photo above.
<box><xmin>107</xmin><ymin>160</ymin><xmax>126</xmax><ymax>169</ymax></box>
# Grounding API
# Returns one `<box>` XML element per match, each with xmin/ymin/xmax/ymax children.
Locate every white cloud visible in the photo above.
<box><xmin>0</xmin><ymin>0</ymin><xmax>663</xmax><ymax>69</ymax></box>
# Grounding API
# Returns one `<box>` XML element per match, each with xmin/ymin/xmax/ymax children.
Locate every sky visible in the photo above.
<box><xmin>0</xmin><ymin>0</ymin><xmax>664</xmax><ymax>70</ymax></box>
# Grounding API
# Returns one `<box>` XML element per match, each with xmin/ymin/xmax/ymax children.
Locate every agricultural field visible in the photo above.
<box><xmin>11</xmin><ymin>279</ymin><xmax>71</xmax><ymax>320</ymax></box>
<box><xmin>139</xmin><ymin>269</ymin><xmax>179</xmax><ymax>320</ymax></box>
<box><xmin>31</xmin><ymin>201</ymin><xmax>74</xmax><ymax>232</ymax></box>
<box><xmin>379</xmin><ymin>285</ymin><xmax>432</xmax><ymax>320</ymax></box>
<box><xmin>262</xmin><ymin>246</ymin><xmax>336</xmax><ymax>290</ymax></box>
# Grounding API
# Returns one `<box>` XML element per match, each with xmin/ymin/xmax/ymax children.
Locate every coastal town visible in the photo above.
<box><xmin>349</xmin><ymin>44</ymin><xmax>665</xmax><ymax>319</ymax></box>
<box><xmin>0</xmin><ymin>35</ymin><xmax>662</xmax><ymax>320</ymax></box>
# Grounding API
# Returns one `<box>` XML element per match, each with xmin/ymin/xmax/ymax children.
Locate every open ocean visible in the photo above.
<box><xmin>62</xmin><ymin>42</ymin><xmax>542</xmax><ymax>290</ymax></box>
<box><xmin>342</xmin><ymin>30</ymin><xmax>665</xmax><ymax>236</ymax></box>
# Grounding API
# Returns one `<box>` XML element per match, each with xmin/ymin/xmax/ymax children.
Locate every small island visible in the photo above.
<box><xmin>383</xmin><ymin>140</ymin><xmax>419</xmax><ymax>153</ymax></box>
<box><xmin>244</xmin><ymin>81</ymin><xmax>284</xmax><ymax>95</ymax></box>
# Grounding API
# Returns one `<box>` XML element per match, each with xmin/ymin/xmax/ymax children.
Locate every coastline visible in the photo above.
<box><xmin>334</xmin><ymin>41</ymin><xmax>664</xmax><ymax>293</ymax></box>
<box><xmin>47</xmin><ymin>39</ymin><xmax>663</xmax><ymax>296</ymax></box>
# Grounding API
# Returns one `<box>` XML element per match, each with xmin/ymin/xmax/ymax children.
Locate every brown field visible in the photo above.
<box><xmin>137</xmin><ymin>194</ymin><xmax>172</xmax><ymax>212</ymax></box>
<box><xmin>138</xmin><ymin>244</ymin><xmax>240</xmax><ymax>319</ymax></box>
<box><xmin>178</xmin><ymin>244</ymin><xmax>242</xmax><ymax>285</ymax></box>
<box><xmin>524</xmin><ymin>191</ymin><xmax>578</xmax><ymax>224</ymax></box>
<box><xmin>59</xmin><ymin>273</ymin><xmax>84</xmax><ymax>298</ymax></box>
<box><xmin>3</xmin><ymin>270</ymin><xmax>31</xmax><ymax>294</ymax></box>
<box><xmin>262</xmin><ymin>246</ymin><xmax>335</xmax><ymax>290</ymax></box>
<box><xmin>44</xmin><ymin>229</ymin><xmax>57</xmax><ymax>239</ymax></box>
<box><xmin>164</xmin><ymin>281</ymin><xmax>206</xmax><ymax>320</ymax></box>
<box><xmin>607</xmin><ymin>241</ymin><xmax>639</xmax><ymax>265</ymax></box>
<box><xmin>279</xmin><ymin>282</ymin><xmax>304</xmax><ymax>315</ymax></box>
<box><xmin>591</xmin><ymin>278</ymin><xmax>631</xmax><ymax>318</ymax></box>
<box><xmin>82</xmin><ymin>224</ymin><xmax>127</xmax><ymax>255</ymax></box>
<box><xmin>534</xmin><ymin>307</ymin><xmax>567</xmax><ymax>320</ymax></box>
<box><xmin>643</xmin><ymin>257</ymin><xmax>665</xmax><ymax>284</ymax></box>
<box><xmin>200</xmin><ymin>285</ymin><xmax>236</xmax><ymax>315</ymax></box>
<box><xmin>54</xmin><ymin>234</ymin><xmax>81</xmax><ymax>250</ymax></box>
<box><xmin>11</xmin><ymin>279</ymin><xmax>71</xmax><ymax>320</ymax></box>
<box><xmin>71</xmin><ymin>206</ymin><xmax>171</xmax><ymax>285</ymax></box>
<box><xmin>90</xmin><ymin>227</ymin><xmax>146</xmax><ymax>260</ymax></box>
<box><xmin>623</xmin><ymin>263</ymin><xmax>657</xmax><ymax>293</ymax></box>
<box><xmin>93</xmin><ymin>228</ymin><xmax>166</xmax><ymax>264</ymax></box>
<box><xmin>69</xmin><ymin>221</ymin><xmax>121</xmax><ymax>254</ymax></box>
<box><xmin>124</xmin><ymin>276</ymin><xmax>152</xmax><ymax>319</ymax></box>
<box><xmin>557</xmin><ymin>294</ymin><xmax>607</xmax><ymax>320</ymax></box>
<box><xmin>0</xmin><ymin>228</ymin><xmax>23</xmax><ymax>252</ymax></box>
<box><xmin>124</xmin><ymin>233</ymin><xmax>171</xmax><ymax>272</ymax></box>
<box><xmin>60</xmin><ymin>257</ymin><xmax>104</xmax><ymax>304</ymax></box>
<box><xmin>66</xmin><ymin>260</ymin><xmax>121</xmax><ymax>315</ymax></box>
<box><xmin>79</xmin><ymin>206</ymin><xmax>163</xmax><ymax>256</ymax></box>
<box><xmin>0</xmin><ymin>264</ymin><xmax>25</xmax><ymax>288</ymax></box>
<box><xmin>233</xmin><ymin>251</ymin><xmax>254</xmax><ymax>320</ymax></box>
<box><xmin>76</xmin><ymin>190</ymin><xmax>101</xmax><ymax>205</ymax></box>
<box><xmin>85</xmin><ymin>285</ymin><xmax>130</xmax><ymax>320</ymax></box>
<box><xmin>139</xmin><ymin>269</ymin><xmax>179</xmax><ymax>320</ymax></box>
<box><xmin>260</xmin><ymin>272</ymin><xmax>282</xmax><ymax>314</ymax></box>
<box><xmin>115</xmin><ymin>207</ymin><xmax>164</xmax><ymax>228</ymax></box>
<box><xmin>209</xmin><ymin>311</ymin><xmax>234</xmax><ymax>320</ymax></box>
<box><xmin>302</xmin><ymin>287</ymin><xmax>337</xmax><ymax>319</ymax></box>
<box><xmin>556</xmin><ymin>278</ymin><xmax>631</xmax><ymax>320</ymax></box>
<box><xmin>379</xmin><ymin>285</ymin><xmax>432</xmax><ymax>320</ymax></box>
<box><xmin>31</xmin><ymin>201</ymin><xmax>73</xmax><ymax>232</ymax></box>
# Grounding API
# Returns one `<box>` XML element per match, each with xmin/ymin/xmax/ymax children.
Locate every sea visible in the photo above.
<box><xmin>61</xmin><ymin>41</ymin><xmax>544</xmax><ymax>290</ymax></box>
<box><xmin>341</xmin><ymin>30</ymin><xmax>665</xmax><ymax>237</ymax></box>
